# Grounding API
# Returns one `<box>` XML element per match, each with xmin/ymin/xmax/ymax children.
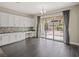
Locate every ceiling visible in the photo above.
<box><xmin>0</xmin><ymin>2</ymin><xmax>79</xmax><ymax>15</ymax></box>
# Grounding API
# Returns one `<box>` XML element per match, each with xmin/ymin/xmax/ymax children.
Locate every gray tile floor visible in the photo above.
<box><xmin>0</xmin><ymin>38</ymin><xmax>79</xmax><ymax>57</ymax></box>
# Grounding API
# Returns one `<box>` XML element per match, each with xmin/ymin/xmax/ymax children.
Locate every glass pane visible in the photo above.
<box><xmin>46</xmin><ymin>19</ymin><xmax>54</xmax><ymax>39</ymax></box>
<box><xmin>39</xmin><ymin>19</ymin><xmax>46</xmax><ymax>38</ymax></box>
<box><xmin>54</xmin><ymin>16</ymin><xmax>64</xmax><ymax>41</ymax></box>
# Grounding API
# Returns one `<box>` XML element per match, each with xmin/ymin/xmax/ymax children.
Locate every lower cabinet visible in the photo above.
<box><xmin>14</xmin><ymin>33</ymin><xmax>25</xmax><ymax>42</ymax></box>
<box><xmin>0</xmin><ymin>35</ymin><xmax>2</xmax><ymax>46</ymax></box>
<box><xmin>9</xmin><ymin>33</ymin><xmax>25</xmax><ymax>44</ymax></box>
<box><xmin>2</xmin><ymin>34</ymin><xmax>10</xmax><ymax>45</ymax></box>
<box><xmin>19</xmin><ymin>33</ymin><xmax>25</xmax><ymax>40</ymax></box>
<box><xmin>9</xmin><ymin>33</ymin><xmax>15</xmax><ymax>43</ymax></box>
<box><xmin>0</xmin><ymin>31</ymin><xmax>35</xmax><ymax>46</ymax></box>
<box><xmin>0</xmin><ymin>32</ymin><xmax>26</xmax><ymax>46</ymax></box>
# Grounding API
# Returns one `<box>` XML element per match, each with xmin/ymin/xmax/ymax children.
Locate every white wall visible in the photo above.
<box><xmin>69</xmin><ymin>5</ymin><xmax>79</xmax><ymax>45</ymax></box>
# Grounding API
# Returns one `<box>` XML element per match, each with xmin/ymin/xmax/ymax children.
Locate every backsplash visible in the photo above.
<box><xmin>0</xmin><ymin>27</ymin><xmax>35</xmax><ymax>34</ymax></box>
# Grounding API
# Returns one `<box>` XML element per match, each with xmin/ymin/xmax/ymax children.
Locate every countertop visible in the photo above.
<box><xmin>0</xmin><ymin>30</ymin><xmax>35</xmax><ymax>34</ymax></box>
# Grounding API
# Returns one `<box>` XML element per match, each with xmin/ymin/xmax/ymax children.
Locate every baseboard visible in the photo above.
<box><xmin>70</xmin><ymin>42</ymin><xmax>79</xmax><ymax>46</ymax></box>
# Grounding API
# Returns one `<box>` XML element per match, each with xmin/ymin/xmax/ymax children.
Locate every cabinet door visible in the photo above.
<box><xmin>8</xmin><ymin>14</ymin><xmax>15</xmax><ymax>27</ymax></box>
<box><xmin>9</xmin><ymin>33</ymin><xmax>15</xmax><ymax>43</ymax></box>
<box><xmin>23</xmin><ymin>17</ymin><xmax>27</xmax><ymax>27</ymax></box>
<box><xmin>24</xmin><ymin>18</ymin><xmax>29</xmax><ymax>27</ymax></box>
<box><xmin>0</xmin><ymin>12</ymin><xmax>9</xmax><ymax>27</ymax></box>
<box><xmin>14</xmin><ymin>33</ymin><xmax>18</xmax><ymax>42</ymax></box>
<box><xmin>20</xmin><ymin>33</ymin><xmax>25</xmax><ymax>40</ymax></box>
<box><xmin>2</xmin><ymin>34</ymin><xmax>9</xmax><ymax>45</ymax></box>
<box><xmin>14</xmin><ymin>33</ymin><xmax>21</xmax><ymax>42</ymax></box>
<box><xmin>0</xmin><ymin>12</ymin><xmax>1</xmax><ymax>26</ymax></box>
<box><xmin>14</xmin><ymin>16</ymin><xmax>20</xmax><ymax>27</ymax></box>
<box><xmin>29</xmin><ymin>18</ymin><xmax>34</xmax><ymax>27</ymax></box>
<box><xmin>24</xmin><ymin>18</ymin><xmax>34</xmax><ymax>27</ymax></box>
<box><xmin>25</xmin><ymin>33</ymin><xmax>28</xmax><ymax>39</ymax></box>
<box><xmin>19</xmin><ymin>17</ymin><xmax>24</xmax><ymax>27</ymax></box>
<box><xmin>16</xmin><ymin>33</ymin><xmax>24</xmax><ymax>41</ymax></box>
<box><xmin>0</xmin><ymin>35</ymin><xmax>2</xmax><ymax>46</ymax></box>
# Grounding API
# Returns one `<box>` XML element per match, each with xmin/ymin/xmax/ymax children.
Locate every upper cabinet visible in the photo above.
<box><xmin>19</xmin><ymin>16</ymin><xmax>25</xmax><ymax>27</ymax></box>
<box><xmin>24</xmin><ymin>17</ymin><xmax>34</xmax><ymax>27</ymax></box>
<box><xmin>0</xmin><ymin>12</ymin><xmax>34</xmax><ymax>27</ymax></box>
<box><xmin>0</xmin><ymin>12</ymin><xmax>9</xmax><ymax>27</ymax></box>
<box><xmin>8</xmin><ymin>14</ymin><xmax>15</xmax><ymax>27</ymax></box>
<box><xmin>14</xmin><ymin>15</ymin><xmax>21</xmax><ymax>27</ymax></box>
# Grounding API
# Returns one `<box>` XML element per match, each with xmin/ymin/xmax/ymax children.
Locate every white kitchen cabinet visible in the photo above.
<box><xmin>0</xmin><ymin>12</ymin><xmax>1</xmax><ymax>26</ymax></box>
<box><xmin>14</xmin><ymin>16</ymin><xmax>20</xmax><ymax>27</ymax></box>
<box><xmin>15</xmin><ymin>33</ymin><xmax>20</xmax><ymax>41</ymax></box>
<box><xmin>10</xmin><ymin>33</ymin><xmax>25</xmax><ymax>43</ymax></box>
<box><xmin>29</xmin><ymin>18</ymin><xmax>34</xmax><ymax>27</ymax></box>
<box><xmin>8</xmin><ymin>33</ymin><xmax>20</xmax><ymax>43</ymax></box>
<box><xmin>2</xmin><ymin>34</ymin><xmax>10</xmax><ymax>45</ymax></box>
<box><xmin>19</xmin><ymin>17</ymin><xmax>24</xmax><ymax>27</ymax></box>
<box><xmin>0</xmin><ymin>12</ymin><xmax>15</xmax><ymax>27</ymax></box>
<box><xmin>14</xmin><ymin>16</ymin><xmax>33</xmax><ymax>27</ymax></box>
<box><xmin>18</xmin><ymin>16</ymin><xmax>28</xmax><ymax>27</ymax></box>
<box><xmin>21</xmin><ymin>32</ymin><xmax>25</xmax><ymax>40</ymax></box>
<box><xmin>9</xmin><ymin>33</ymin><xmax>15</xmax><ymax>43</ymax></box>
<box><xmin>23</xmin><ymin>17</ymin><xmax>27</xmax><ymax>27</ymax></box>
<box><xmin>0</xmin><ymin>32</ymin><xmax>26</xmax><ymax>46</ymax></box>
<box><xmin>1</xmin><ymin>33</ymin><xmax>14</xmax><ymax>45</ymax></box>
<box><xmin>0</xmin><ymin>31</ymin><xmax>36</xmax><ymax>46</ymax></box>
<box><xmin>15</xmin><ymin>16</ymin><xmax>25</xmax><ymax>27</ymax></box>
<box><xmin>8</xmin><ymin>14</ymin><xmax>15</xmax><ymax>27</ymax></box>
<box><xmin>0</xmin><ymin>12</ymin><xmax>9</xmax><ymax>27</ymax></box>
<box><xmin>0</xmin><ymin>11</ymin><xmax>35</xmax><ymax>27</ymax></box>
<box><xmin>15</xmin><ymin>33</ymin><xmax>25</xmax><ymax>41</ymax></box>
<box><xmin>24</xmin><ymin>17</ymin><xmax>34</xmax><ymax>27</ymax></box>
<box><xmin>0</xmin><ymin>35</ymin><xmax>2</xmax><ymax>46</ymax></box>
<box><xmin>24</xmin><ymin>18</ymin><xmax>30</xmax><ymax>27</ymax></box>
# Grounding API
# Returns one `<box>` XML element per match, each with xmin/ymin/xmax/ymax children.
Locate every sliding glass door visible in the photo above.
<box><xmin>39</xmin><ymin>13</ymin><xmax>64</xmax><ymax>42</ymax></box>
